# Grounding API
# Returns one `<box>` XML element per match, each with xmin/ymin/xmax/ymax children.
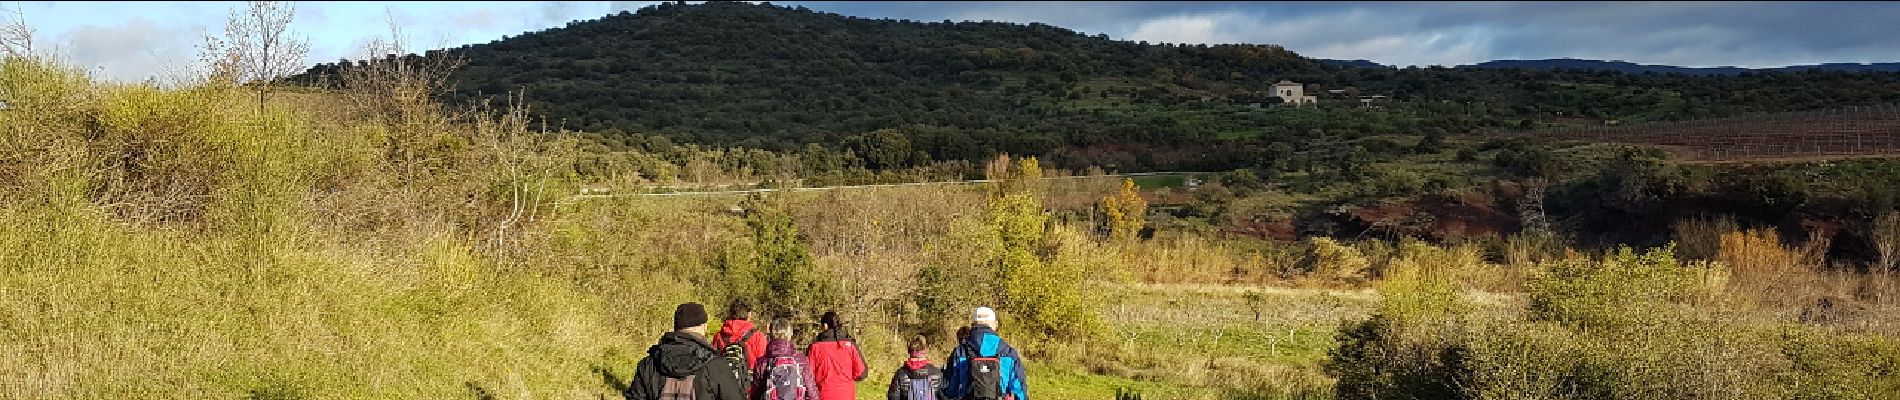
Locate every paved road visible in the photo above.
<box><xmin>561</xmin><ymin>171</ymin><xmax>1212</xmax><ymax>201</ymax></box>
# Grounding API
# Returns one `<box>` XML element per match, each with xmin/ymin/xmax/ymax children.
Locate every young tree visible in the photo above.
<box><xmin>739</xmin><ymin>194</ymin><xmax>833</xmax><ymax>318</ymax></box>
<box><xmin>1876</xmin><ymin>212</ymin><xmax>1900</xmax><ymax>274</ymax></box>
<box><xmin>210</xmin><ymin>1</ymin><xmax>311</xmax><ymax>112</ymax></box>
<box><xmin>1097</xmin><ymin>178</ymin><xmax>1148</xmax><ymax>242</ymax></box>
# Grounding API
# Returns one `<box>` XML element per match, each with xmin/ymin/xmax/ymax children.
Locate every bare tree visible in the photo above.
<box><xmin>1876</xmin><ymin>212</ymin><xmax>1900</xmax><ymax>274</ymax></box>
<box><xmin>210</xmin><ymin>1</ymin><xmax>310</xmax><ymax>112</ymax></box>
<box><xmin>336</xmin><ymin>11</ymin><xmax>466</xmax><ymax>122</ymax></box>
<box><xmin>0</xmin><ymin>2</ymin><xmax>33</xmax><ymax>58</ymax></box>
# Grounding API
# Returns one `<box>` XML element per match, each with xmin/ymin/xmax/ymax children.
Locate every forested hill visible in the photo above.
<box><xmin>295</xmin><ymin>1</ymin><xmax>1325</xmax><ymax>160</ymax></box>
<box><xmin>291</xmin><ymin>1</ymin><xmax>1900</xmax><ymax>170</ymax></box>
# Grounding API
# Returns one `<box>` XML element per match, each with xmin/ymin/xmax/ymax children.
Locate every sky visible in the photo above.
<box><xmin>11</xmin><ymin>1</ymin><xmax>1900</xmax><ymax>82</ymax></box>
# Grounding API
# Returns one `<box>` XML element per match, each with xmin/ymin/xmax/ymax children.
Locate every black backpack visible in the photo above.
<box><xmin>719</xmin><ymin>329</ymin><xmax>758</xmax><ymax>386</ymax></box>
<box><xmin>963</xmin><ymin>336</ymin><xmax>1004</xmax><ymax>400</ymax></box>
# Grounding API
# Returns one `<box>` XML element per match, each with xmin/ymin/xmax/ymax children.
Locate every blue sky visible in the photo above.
<box><xmin>14</xmin><ymin>1</ymin><xmax>1900</xmax><ymax>82</ymax></box>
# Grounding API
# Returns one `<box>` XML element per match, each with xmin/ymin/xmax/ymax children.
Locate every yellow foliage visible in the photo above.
<box><xmin>1099</xmin><ymin>178</ymin><xmax>1148</xmax><ymax>242</ymax></box>
<box><xmin>1305</xmin><ymin>237</ymin><xmax>1371</xmax><ymax>286</ymax></box>
<box><xmin>1716</xmin><ymin>229</ymin><xmax>1808</xmax><ymax>307</ymax></box>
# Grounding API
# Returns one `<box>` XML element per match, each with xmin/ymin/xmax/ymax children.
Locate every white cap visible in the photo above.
<box><xmin>972</xmin><ymin>307</ymin><xmax>998</xmax><ymax>328</ymax></box>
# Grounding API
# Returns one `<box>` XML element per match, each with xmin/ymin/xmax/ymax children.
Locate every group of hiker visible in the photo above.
<box><xmin>624</xmin><ymin>300</ymin><xmax>1027</xmax><ymax>400</ymax></box>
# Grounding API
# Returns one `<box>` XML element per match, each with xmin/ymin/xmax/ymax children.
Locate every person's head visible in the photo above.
<box><xmin>673</xmin><ymin>302</ymin><xmax>709</xmax><ymax>335</ymax></box>
<box><xmin>972</xmin><ymin>306</ymin><xmax>998</xmax><ymax>330</ymax></box>
<box><xmin>907</xmin><ymin>335</ymin><xmax>929</xmax><ymax>358</ymax></box>
<box><xmin>819</xmin><ymin>311</ymin><xmax>841</xmax><ymax>331</ymax></box>
<box><xmin>770</xmin><ymin>317</ymin><xmax>794</xmax><ymax>340</ymax></box>
<box><xmin>726</xmin><ymin>299</ymin><xmax>752</xmax><ymax>321</ymax></box>
<box><xmin>955</xmin><ymin>325</ymin><xmax>972</xmax><ymax>341</ymax></box>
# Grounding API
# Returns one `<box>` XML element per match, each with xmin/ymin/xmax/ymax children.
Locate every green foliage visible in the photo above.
<box><xmin>1327</xmin><ymin>314</ymin><xmax>1467</xmax><ymax>400</ymax></box>
<box><xmin>735</xmin><ymin>194</ymin><xmax>834</xmax><ymax>318</ymax></box>
<box><xmin>1526</xmin><ymin>244</ymin><xmax>1722</xmax><ymax>330</ymax></box>
<box><xmin>1413</xmin><ymin>130</ymin><xmax>1447</xmax><ymax>154</ymax></box>
<box><xmin>982</xmin><ymin>157</ymin><xmax>1106</xmax><ymax>345</ymax></box>
<box><xmin>1491</xmin><ymin>143</ymin><xmax>1556</xmax><ymax>178</ymax></box>
<box><xmin>294</xmin><ymin>2</ymin><xmax>1900</xmax><ymax>175</ymax></box>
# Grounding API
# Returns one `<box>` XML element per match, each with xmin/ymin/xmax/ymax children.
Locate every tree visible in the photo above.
<box><xmin>0</xmin><ymin>4</ymin><xmax>33</xmax><ymax>58</ymax></box>
<box><xmin>739</xmin><ymin>194</ymin><xmax>833</xmax><ymax>318</ymax></box>
<box><xmin>211</xmin><ymin>1</ymin><xmax>311</xmax><ymax>112</ymax></box>
<box><xmin>1876</xmin><ymin>212</ymin><xmax>1900</xmax><ymax>274</ymax></box>
<box><xmin>845</xmin><ymin>128</ymin><xmax>914</xmax><ymax>170</ymax></box>
<box><xmin>1413</xmin><ymin>129</ymin><xmax>1445</xmax><ymax>154</ymax></box>
<box><xmin>1097</xmin><ymin>178</ymin><xmax>1148</xmax><ymax>242</ymax></box>
<box><xmin>985</xmin><ymin>156</ymin><xmax>1100</xmax><ymax>342</ymax></box>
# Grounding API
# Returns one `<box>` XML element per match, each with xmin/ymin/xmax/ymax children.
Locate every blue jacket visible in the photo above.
<box><xmin>943</xmin><ymin>326</ymin><xmax>1027</xmax><ymax>400</ymax></box>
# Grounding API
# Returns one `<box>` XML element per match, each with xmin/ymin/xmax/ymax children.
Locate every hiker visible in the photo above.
<box><xmin>886</xmin><ymin>335</ymin><xmax>945</xmax><ymax>400</ymax></box>
<box><xmin>625</xmin><ymin>303</ymin><xmax>748</xmax><ymax>400</ymax></box>
<box><xmin>944</xmin><ymin>307</ymin><xmax>1027</xmax><ymax>400</ymax></box>
<box><xmin>712</xmin><ymin>300</ymin><xmax>769</xmax><ymax>370</ymax></box>
<box><xmin>751</xmin><ymin>322</ymin><xmax>821</xmax><ymax>400</ymax></box>
<box><xmin>807</xmin><ymin>311</ymin><xmax>868</xmax><ymax>400</ymax></box>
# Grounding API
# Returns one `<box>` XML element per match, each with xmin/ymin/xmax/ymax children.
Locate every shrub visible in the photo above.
<box><xmin>1875</xmin><ymin>212</ymin><xmax>1900</xmax><ymax>274</ymax></box>
<box><xmin>1671</xmin><ymin>215</ymin><xmax>1739</xmax><ymax>262</ymax></box>
<box><xmin>1303</xmin><ymin>237</ymin><xmax>1371</xmax><ymax>287</ymax></box>
<box><xmin>1528</xmin><ymin>244</ymin><xmax>1725</xmax><ymax>330</ymax></box>
<box><xmin>1716</xmin><ymin>229</ymin><xmax>1810</xmax><ymax>307</ymax></box>
<box><xmin>733</xmin><ymin>194</ymin><xmax>835</xmax><ymax>319</ymax></box>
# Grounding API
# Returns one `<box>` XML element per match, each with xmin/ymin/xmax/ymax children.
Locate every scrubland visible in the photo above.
<box><xmin>3</xmin><ymin>55</ymin><xmax>1899</xmax><ymax>400</ymax></box>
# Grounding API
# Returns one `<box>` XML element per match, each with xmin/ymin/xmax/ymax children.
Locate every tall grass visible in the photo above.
<box><xmin>0</xmin><ymin>56</ymin><xmax>643</xmax><ymax>399</ymax></box>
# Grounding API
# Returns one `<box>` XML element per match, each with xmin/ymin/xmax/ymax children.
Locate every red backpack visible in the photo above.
<box><xmin>761</xmin><ymin>356</ymin><xmax>805</xmax><ymax>400</ymax></box>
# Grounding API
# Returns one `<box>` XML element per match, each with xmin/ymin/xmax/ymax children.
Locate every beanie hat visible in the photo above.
<box><xmin>674</xmin><ymin>303</ymin><xmax>709</xmax><ymax>330</ymax></box>
<box><xmin>972</xmin><ymin>307</ymin><xmax>998</xmax><ymax>328</ymax></box>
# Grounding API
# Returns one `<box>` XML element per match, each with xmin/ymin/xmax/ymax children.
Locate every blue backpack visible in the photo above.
<box><xmin>903</xmin><ymin>366</ymin><xmax>935</xmax><ymax>400</ymax></box>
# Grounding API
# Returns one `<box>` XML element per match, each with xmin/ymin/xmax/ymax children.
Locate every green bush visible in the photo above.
<box><xmin>1526</xmin><ymin>244</ymin><xmax>1723</xmax><ymax>330</ymax></box>
<box><xmin>1331</xmin><ymin>242</ymin><xmax>1900</xmax><ymax>400</ymax></box>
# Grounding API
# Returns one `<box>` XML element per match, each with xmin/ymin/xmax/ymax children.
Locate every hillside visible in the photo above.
<box><xmin>292</xmin><ymin>1</ymin><xmax>1900</xmax><ymax>172</ymax></box>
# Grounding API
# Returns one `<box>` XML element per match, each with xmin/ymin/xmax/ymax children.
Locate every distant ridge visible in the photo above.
<box><xmin>1317</xmin><ymin>59</ymin><xmax>1386</xmax><ymax>69</ymax></box>
<box><xmin>1322</xmin><ymin>57</ymin><xmax>1900</xmax><ymax>75</ymax></box>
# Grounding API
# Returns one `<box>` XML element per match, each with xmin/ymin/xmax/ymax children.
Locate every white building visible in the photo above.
<box><xmin>1271</xmin><ymin>80</ymin><xmax>1317</xmax><ymax>106</ymax></box>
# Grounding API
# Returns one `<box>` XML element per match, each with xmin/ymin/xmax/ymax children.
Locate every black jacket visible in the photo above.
<box><xmin>886</xmin><ymin>362</ymin><xmax>945</xmax><ymax>400</ymax></box>
<box><xmin>625</xmin><ymin>331</ymin><xmax>747</xmax><ymax>400</ymax></box>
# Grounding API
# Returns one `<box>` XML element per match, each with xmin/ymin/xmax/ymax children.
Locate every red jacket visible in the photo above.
<box><xmin>806</xmin><ymin>329</ymin><xmax>867</xmax><ymax>400</ymax></box>
<box><xmin>711</xmin><ymin>319</ymin><xmax>769</xmax><ymax>370</ymax></box>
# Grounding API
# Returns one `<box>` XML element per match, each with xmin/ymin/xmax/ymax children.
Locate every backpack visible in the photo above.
<box><xmin>963</xmin><ymin>334</ymin><xmax>1004</xmax><ymax>400</ymax></box>
<box><xmin>762</xmin><ymin>356</ymin><xmax>805</xmax><ymax>400</ymax></box>
<box><xmin>904</xmin><ymin>366</ymin><xmax>936</xmax><ymax>400</ymax></box>
<box><xmin>659</xmin><ymin>374</ymin><xmax>696</xmax><ymax>400</ymax></box>
<box><xmin>720</xmin><ymin>328</ymin><xmax>758</xmax><ymax>385</ymax></box>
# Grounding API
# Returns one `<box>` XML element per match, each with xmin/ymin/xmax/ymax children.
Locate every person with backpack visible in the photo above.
<box><xmin>886</xmin><ymin>335</ymin><xmax>945</xmax><ymax>400</ymax></box>
<box><xmin>625</xmin><ymin>303</ymin><xmax>748</xmax><ymax>400</ymax></box>
<box><xmin>751</xmin><ymin>330</ymin><xmax>820</xmax><ymax>400</ymax></box>
<box><xmin>944</xmin><ymin>307</ymin><xmax>1027</xmax><ymax>400</ymax></box>
<box><xmin>807</xmin><ymin>311</ymin><xmax>868</xmax><ymax>400</ymax></box>
<box><xmin>712</xmin><ymin>299</ymin><xmax>769</xmax><ymax>394</ymax></box>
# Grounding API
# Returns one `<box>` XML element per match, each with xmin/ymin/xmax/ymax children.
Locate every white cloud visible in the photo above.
<box><xmin>58</xmin><ymin>17</ymin><xmax>203</xmax><ymax>82</ymax></box>
<box><xmin>1127</xmin><ymin>15</ymin><xmax>1234</xmax><ymax>44</ymax></box>
<box><xmin>1120</xmin><ymin>10</ymin><xmax>1496</xmax><ymax>67</ymax></box>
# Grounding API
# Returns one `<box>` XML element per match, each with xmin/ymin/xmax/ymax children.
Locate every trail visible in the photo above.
<box><xmin>560</xmin><ymin>171</ymin><xmax>1213</xmax><ymax>201</ymax></box>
